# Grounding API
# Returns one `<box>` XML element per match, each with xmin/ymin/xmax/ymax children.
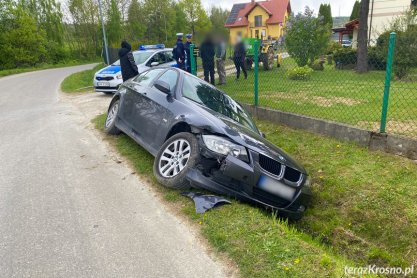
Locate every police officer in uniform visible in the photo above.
<box><xmin>173</xmin><ymin>33</ymin><xmax>186</xmax><ymax>70</ymax></box>
<box><xmin>184</xmin><ymin>34</ymin><xmax>194</xmax><ymax>73</ymax></box>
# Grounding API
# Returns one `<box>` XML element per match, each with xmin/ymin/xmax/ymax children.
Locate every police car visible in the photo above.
<box><xmin>93</xmin><ymin>44</ymin><xmax>176</xmax><ymax>94</ymax></box>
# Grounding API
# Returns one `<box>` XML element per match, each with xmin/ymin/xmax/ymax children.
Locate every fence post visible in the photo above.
<box><xmin>254</xmin><ymin>40</ymin><xmax>260</xmax><ymax>106</ymax></box>
<box><xmin>190</xmin><ymin>44</ymin><xmax>196</xmax><ymax>76</ymax></box>
<box><xmin>380</xmin><ymin>32</ymin><xmax>396</xmax><ymax>133</ymax></box>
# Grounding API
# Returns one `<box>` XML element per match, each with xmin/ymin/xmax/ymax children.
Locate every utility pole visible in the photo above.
<box><xmin>98</xmin><ymin>0</ymin><xmax>110</xmax><ymax>65</ymax></box>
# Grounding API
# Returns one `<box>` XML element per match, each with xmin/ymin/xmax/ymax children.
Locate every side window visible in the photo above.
<box><xmin>134</xmin><ymin>69</ymin><xmax>164</xmax><ymax>86</ymax></box>
<box><xmin>164</xmin><ymin>51</ymin><xmax>174</xmax><ymax>63</ymax></box>
<box><xmin>154</xmin><ymin>70</ymin><xmax>178</xmax><ymax>92</ymax></box>
<box><xmin>149</xmin><ymin>52</ymin><xmax>166</xmax><ymax>65</ymax></box>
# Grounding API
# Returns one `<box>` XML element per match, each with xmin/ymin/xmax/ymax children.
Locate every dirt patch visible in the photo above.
<box><xmin>357</xmin><ymin>120</ymin><xmax>417</xmax><ymax>138</ymax></box>
<box><xmin>263</xmin><ymin>92</ymin><xmax>363</xmax><ymax>107</ymax></box>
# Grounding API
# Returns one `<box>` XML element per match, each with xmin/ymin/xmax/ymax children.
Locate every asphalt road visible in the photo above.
<box><xmin>0</xmin><ymin>65</ymin><xmax>229</xmax><ymax>278</ymax></box>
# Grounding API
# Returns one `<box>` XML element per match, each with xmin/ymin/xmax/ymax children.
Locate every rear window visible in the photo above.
<box><xmin>134</xmin><ymin>69</ymin><xmax>164</xmax><ymax>86</ymax></box>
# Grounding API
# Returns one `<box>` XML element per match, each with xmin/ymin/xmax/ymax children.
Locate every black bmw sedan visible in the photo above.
<box><xmin>104</xmin><ymin>67</ymin><xmax>312</xmax><ymax>219</ymax></box>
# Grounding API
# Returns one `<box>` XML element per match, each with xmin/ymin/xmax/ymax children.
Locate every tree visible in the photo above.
<box><xmin>209</xmin><ymin>6</ymin><xmax>230</xmax><ymax>38</ymax></box>
<box><xmin>285</xmin><ymin>7</ymin><xmax>331</xmax><ymax>67</ymax></box>
<box><xmin>143</xmin><ymin>0</ymin><xmax>176</xmax><ymax>43</ymax></box>
<box><xmin>356</xmin><ymin>0</ymin><xmax>369</xmax><ymax>73</ymax></box>
<box><xmin>350</xmin><ymin>0</ymin><xmax>360</xmax><ymax>21</ymax></box>
<box><xmin>178</xmin><ymin>0</ymin><xmax>211</xmax><ymax>39</ymax></box>
<box><xmin>0</xmin><ymin>5</ymin><xmax>47</xmax><ymax>68</ymax></box>
<box><xmin>127</xmin><ymin>0</ymin><xmax>146</xmax><ymax>42</ymax></box>
<box><xmin>318</xmin><ymin>3</ymin><xmax>332</xmax><ymax>27</ymax></box>
<box><xmin>106</xmin><ymin>0</ymin><xmax>122</xmax><ymax>46</ymax></box>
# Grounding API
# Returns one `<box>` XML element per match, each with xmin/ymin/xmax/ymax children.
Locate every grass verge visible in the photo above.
<box><xmin>0</xmin><ymin>60</ymin><xmax>100</xmax><ymax>78</ymax></box>
<box><xmin>92</xmin><ymin>114</ymin><xmax>376</xmax><ymax>277</ymax></box>
<box><xmin>61</xmin><ymin>63</ymin><xmax>104</xmax><ymax>93</ymax></box>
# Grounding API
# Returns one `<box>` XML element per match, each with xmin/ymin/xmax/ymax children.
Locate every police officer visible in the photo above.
<box><xmin>200</xmin><ymin>34</ymin><xmax>215</xmax><ymax>85</ymax></box>
<box><xmin>173</xmin><ymin>33</ymin><xmax>186</xmax><ymax>70</ymax></box>
<box><xmin>184</xmin><ymin>34</ymin><xmax>194</xmax><ymax>73</ymax></box>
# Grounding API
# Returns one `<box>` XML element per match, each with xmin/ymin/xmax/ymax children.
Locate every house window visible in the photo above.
<box><xmin>254</xmin><ymin>15</ymin><xmax>262</xmax><ymax>27</ymax></box>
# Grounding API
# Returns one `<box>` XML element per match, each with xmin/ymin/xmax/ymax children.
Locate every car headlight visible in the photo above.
<box><xmin>202</xmin><ymin>135</ymin><xmax>248</xmax><ymax>162</ymax></box>
<box><xmin>116</xmin><ymin>73</ymin><xmax>123</xmax><ymax>79</ymax></box>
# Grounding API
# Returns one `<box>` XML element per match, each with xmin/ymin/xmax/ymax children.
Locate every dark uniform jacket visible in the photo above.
<box><xmin>119</xmin><ymin>42</ymin><xmax>138</xmax><ymax>82</ymax></box>
<box><xmin>173</xmin><ymin>39</ymin><xmax>186</xmax><ymax>62</ymax></box>
<box><xmin>233</xmin><ymin>41</ymin><xmax>246</xmax><ymax>61</ymax></box>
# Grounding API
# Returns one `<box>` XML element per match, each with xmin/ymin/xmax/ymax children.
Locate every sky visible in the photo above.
<box><xmin>202</xmin><ymin>0</ymin><xmax>357</xmax><ymax>17</ymax></box>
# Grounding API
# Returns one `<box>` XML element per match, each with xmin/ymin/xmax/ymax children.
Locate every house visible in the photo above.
<box><xmin>224</xmin><ymin>0</ymin><xmax>291</xmax><ymax>43</ymax></box>
<box><xmin>367</xmin><ymin>0</ymin><xmax>414</xmax><ymax>42</ymax></box>
<box><xmin>332</xmin><ymin>0</ymin><xmax>414</xmax><ymax>47</ymax></box>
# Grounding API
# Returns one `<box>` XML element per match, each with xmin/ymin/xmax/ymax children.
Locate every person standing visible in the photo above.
<box><xmin>184</xmin><ymin>34</ymin><xmax>195</xmax><ymax>73</ymax></box>
<box><xmin>173</xmin><ymin>33</ymin><xmax>186</xmax><ymax>70</ymax></box>
<box><xmin>200</xmin><ymin>35</ymin><xmax>215</xmax><ymax>85</ymax></box>
<box><xmin>119</xmin><ymin>41</ymin><xmax>139</xmax><ymax>82</ymax></box>
<box><xmin>233</xmin><ymin>36</ymin><xmax>247</xmax><ymax>80</ymax></box>
<box><xmin>215</xmin><ymin>37</ymin><xmax>227</xmax><ymax>85</ymax></box>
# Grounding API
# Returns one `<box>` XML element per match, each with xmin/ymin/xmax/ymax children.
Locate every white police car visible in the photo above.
<box><xmin>93</xmin><ymin>44</ymin><xmax>176</xmax><ymax>94</ymax></box>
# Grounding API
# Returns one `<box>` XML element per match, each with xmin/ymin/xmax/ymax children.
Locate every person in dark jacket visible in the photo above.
<box><xmin>233</xmin><ymin>36</ymin><xmax>247</xmax><ymax>80</ymax></box>
<box><xmin>200</xmin><ymin>34</ymin><xmax>215</xmax><ymax>85</ymax></box>
<box><xmin>119</xmin><ymin>41</ymin><xmax>139</xmax><ymax>82</ymax></box>
<box><xmin>173</xmin><ymin>33</ymin><xmax>186</xmax><ymax>70</ymax></box>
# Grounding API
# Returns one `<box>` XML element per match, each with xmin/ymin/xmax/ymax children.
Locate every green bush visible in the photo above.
<box><xmin>333</xmin><ymin>48</ymin><xmax>357</xmax><ymax>68</ymax></box>
<box><xmin>367</xmin><ymin>46</ymin><xmax>386</xmax><ymax>70</ymax></box>
<box><xmin>287</xmin><ymin>66</ymin><xmax>313</xmax><ymax>80</ymax></box>
<box><xmin>311</xmin><ymin>60</ymin><xmax>325</xmax><ymax>71</ymax></box>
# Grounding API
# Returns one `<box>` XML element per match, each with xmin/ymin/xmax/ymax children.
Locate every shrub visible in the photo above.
<box><xmin>333</xmin><ymin>48</ymin><xmax>357</xmax><ymax>68</ymax></box>
<box><xmin>367</xmin><ymin>46</ymin><xmax>386</xmax><ymax>70</ymax></box>
<box><xmin>287</xmin><ymin>66</ymin><xmax>313</xmax><ymax>80</ymax></box>
<box><xmin>311</xmin><ymin>60</ymin><xmax>325</xmax><ymax>71</ymax></box>
<box><xmin>285</xmin><ymin>7</ymin><xmax>331</xmax><ymax>66</ymax></box>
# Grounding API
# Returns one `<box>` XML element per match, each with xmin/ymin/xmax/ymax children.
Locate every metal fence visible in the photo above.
<box><xmin>193</xmin><ymin>33</ymin><xmax>417</xmax><ymax>140</ymax></box>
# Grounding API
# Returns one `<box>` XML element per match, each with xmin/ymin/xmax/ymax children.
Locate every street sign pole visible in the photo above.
<box><xmin>98</xmin><ymin>0</ymin><xmax>110</xmax><ymax>65</ymax></box>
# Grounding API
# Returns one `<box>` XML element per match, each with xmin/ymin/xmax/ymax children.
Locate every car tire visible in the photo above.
<box><xmin>153</xmin><ymin>132</ymin><xmax>200</xmax><ymax>190</ymax></box>
<box><xmin>104</xmin><ymin>99</ymin><xmax>121</xmax><ymax>135</ymax></box>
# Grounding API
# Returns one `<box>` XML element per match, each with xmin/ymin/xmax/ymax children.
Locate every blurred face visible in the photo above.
<box><xmin>187</xmin><ymin>38</ymin><xmax>192</xmax><ymax>42</ymax></box>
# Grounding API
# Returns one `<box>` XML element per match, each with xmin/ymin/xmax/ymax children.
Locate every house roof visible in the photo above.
<box><xmin>332</xmin><ymin>19</ymin><xmax>359</xmax><ymax>33</ymax></box>
<box><xmin>225</xmin><ymin>0</ymin><xmax>291</xmax><ymax>28</ymax></box>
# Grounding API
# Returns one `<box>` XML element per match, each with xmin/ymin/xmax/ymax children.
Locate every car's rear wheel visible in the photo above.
<box><xmin>104</xmin><ymin>99</ymin><xmax>121</xmax><ymax>135</ymax></box>
<box><xmin>153</xmin><ymin>132</ymin><xmax>200</xmax><ymax>189</ymax></box>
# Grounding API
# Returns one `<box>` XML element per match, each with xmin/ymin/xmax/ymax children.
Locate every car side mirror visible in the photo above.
<box><xmin>154</xmin><ymin>80</ymin><xmax>171</xmax><ymax>94</ymax></box>
<box><xmin>150</xmin><ymin>61</ymin><xmax>159</xmax><ymax>67</ymax></box>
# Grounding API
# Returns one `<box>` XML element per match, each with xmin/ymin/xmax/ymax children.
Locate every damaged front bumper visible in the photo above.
<box><xmin>186</xmin><ymin>147</ymin><xmax>312</xmax><ymax>220</ymax></box>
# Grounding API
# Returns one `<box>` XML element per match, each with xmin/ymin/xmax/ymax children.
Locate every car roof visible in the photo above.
<box><xmin>132</xmin><ymin>48</ymin><xmax>173</xmax><ymax>54</ymax></box>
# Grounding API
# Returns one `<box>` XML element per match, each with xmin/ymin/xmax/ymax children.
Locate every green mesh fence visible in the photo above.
<box><xmin>206</xmin><ymin>35</ymin><xmax>417</xmax><ymax>140</ymax></box>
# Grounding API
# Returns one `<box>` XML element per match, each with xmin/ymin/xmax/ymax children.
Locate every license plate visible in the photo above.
<box><xmin>257</xmin><ymin>175</ymin><xmax>296</xmax><ymax>201</ymax></box>
<box><xmin>97</xmin><ymin>81</ymin><xmax>110</xmax><ymax>87</ymax></box>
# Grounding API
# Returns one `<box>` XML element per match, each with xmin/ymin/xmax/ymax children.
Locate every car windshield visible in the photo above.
<box><xmin>182</xmin><ymin>75</ymin><xmax>258</xmax><ymax>132</ymax></box>
<box><xmin>110</xmin><ymin>52</ymin><xmax>153</xmax><ymax>66</ymax></box>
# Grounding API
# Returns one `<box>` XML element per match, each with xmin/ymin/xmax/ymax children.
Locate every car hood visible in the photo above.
<box><xmin>193</xmin><ymin>104</ymin><xmax>307</xmax><ymax>174</ymax></box>
<box><xmin>97</xmin><ymin>65</ymin><xmax>121</xmax><ymax>75</ymax></box>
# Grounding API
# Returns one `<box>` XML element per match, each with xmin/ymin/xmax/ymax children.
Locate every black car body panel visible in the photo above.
<box><xmin>109</xmin><ymin>68</ymin><xmax>312</xmax><ymax>219</ymax></box>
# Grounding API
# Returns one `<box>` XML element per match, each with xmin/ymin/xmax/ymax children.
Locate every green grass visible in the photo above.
<box><xmin>60</xmin><ymin>63</ymin><xmax>104</xmax><ymax>93</ymax></box>
<box><xmin>220</xmin><ymin>59</ymin><xmax>417</xmax><ymax>139</ymax></box>
<box><xmin>93</xmin><ymin>113</ymin><xmax>417</xmax><ymax>277</ymax></box>
<box><xmin>0</xmin><ymin>60</ymin><xmax>99</xmax><ymax>78</ymax></box>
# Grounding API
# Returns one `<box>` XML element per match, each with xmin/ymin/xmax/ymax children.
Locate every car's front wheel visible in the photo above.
<box><xmin>104</xmin><ymin>99</ymin><xmax>121</xmax><ymax>135</ymax></box>
<box><xmin>153</xmin><ymin>132</ymin><xmax>200</xmax><ymax>189</ymax></box>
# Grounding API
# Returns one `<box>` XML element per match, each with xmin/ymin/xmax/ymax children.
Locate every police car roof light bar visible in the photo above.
<box><xmin>139</xmin><ymin>44</ymin><xmax>165</xmax><ymax>50</ymax></box>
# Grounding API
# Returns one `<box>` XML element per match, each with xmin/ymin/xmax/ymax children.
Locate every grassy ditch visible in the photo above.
<box><xmin>93</xmin><ymin>113</ymin><xmax>417</xmax><ymax>277</ymax></box>
<box><xmin>60</xmin><ymin>63</ymin><xmax>104</xmax><ymax>93</ymax></box>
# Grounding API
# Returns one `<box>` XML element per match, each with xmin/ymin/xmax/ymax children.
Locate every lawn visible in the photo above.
<box><xmin>93</xmin><ymin>113</ymin><xmax>417</xmax><ymax>277</ymax></box>
<box><xmin>60</xmin><ymin>63</ymin><xmax>104</xmax><ymax>93</ymax></box>
<box><xmin>220</xmin><ymin>58</ymin><xmax>417</xmax><ymax>139</ymax></box>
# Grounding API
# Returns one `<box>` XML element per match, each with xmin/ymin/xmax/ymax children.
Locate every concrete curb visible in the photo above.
<box><xmin>243</xmin><ymin>104</ymin><xmax>417</xmax><ymax>160</ymax></box>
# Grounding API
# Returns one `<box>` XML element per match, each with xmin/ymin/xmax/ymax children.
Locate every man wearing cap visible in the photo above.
<box><xmin>172</xmin><ymin>33</ymin><xmax>186</xmax><ymax>70</ymax></box>
<box><xmin>184</xmin><ymin>34</ymin><xmax>194</xmax><ymax>73</ymax></box>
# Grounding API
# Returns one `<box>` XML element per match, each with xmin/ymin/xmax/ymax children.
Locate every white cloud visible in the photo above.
<box><xmin>202</xmin><ymin>0</ymin><xmax>357</xmax><ymax>17</ymax></box>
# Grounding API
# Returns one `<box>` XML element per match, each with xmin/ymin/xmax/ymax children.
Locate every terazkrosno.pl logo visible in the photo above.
<box><xmin>344</xmin><ymin>265</ymin><xmax>414</xmax><ymax>276</ymax></box>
